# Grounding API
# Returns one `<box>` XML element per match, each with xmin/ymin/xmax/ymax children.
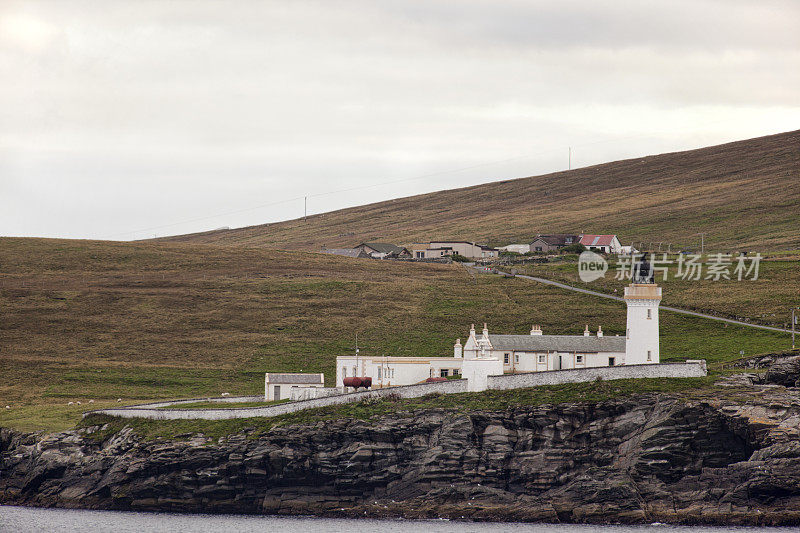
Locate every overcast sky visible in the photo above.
<box><xmin>1</xmin><ymin>0</ymin><xmax>799</xmax><ymax>240</ymax></box>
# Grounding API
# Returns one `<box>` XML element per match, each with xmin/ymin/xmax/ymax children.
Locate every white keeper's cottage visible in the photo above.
<box><xmin>335</xmin><ymin>277</ymin><xmax>663</xmax><ymax>391</ymax></box>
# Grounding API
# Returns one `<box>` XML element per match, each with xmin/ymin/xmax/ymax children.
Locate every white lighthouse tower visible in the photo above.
<box><xmin>624</xmin><ymin>256</ymin><xmax>662</xmax><ymax>365</ymax></box>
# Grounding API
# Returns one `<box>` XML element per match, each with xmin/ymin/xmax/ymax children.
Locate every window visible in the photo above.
<box><xmin>453</xmin><ymin>369</ymin><xmax>460</xmax><ymax>376</ymax></box>
<box><xmin>647</xmin><ymin>309</ymin><xmax>652</xmax><ymax>319</ymax></box>
<box><xmin>377</xmin><ymin>367</ymin><xmax>382</xmax><ymax>379</ymax></box>
<box><xmin>440</xmin><ymin>369</ymin><xmax>449</xmax><ymax>377</ymax></box>
<box><xmin>342</xmin><ymin>367</ymin><xmax>347</xmax><ymax>378</ymax></box>
<box><xmin>535</xmin><ymin>246</ymin><xmax>543</xmax><ymax>252</ymax></box>
<box><xmin>647</xmin><ymin>350</ymin><xmax>652</xmax><ymax>361</ymax></box>
<box><xmin>504</xmin><ymin>353</ymin><xmax>510</xmax><ymax>364</ymax></box>
<box><xmin>538</xmin><ymin>354</ymin><xmax>546</xmax><ymax>364</ymax></box>
<box><xmin>416</xmin><ymin>251</ymin><xmax>424</xmax><ymax>258</ymax></box>
<box><xmin>514</xmin><ymin>354</ymin><xmax>519</xmax><ymax>363</ymax></box>
<box><xmin>576</xmin><ymin>355</ymin><xmax>584</xmax><ymax>364</ymax></box>
<box><xmin>608</xmin><ymin>357</ymin><xmax>616</xmax><ymax>366</ymax></box>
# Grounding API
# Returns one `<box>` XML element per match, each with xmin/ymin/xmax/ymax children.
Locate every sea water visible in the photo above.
<box><xmin>0</xmin><ymin>505</ymin><xmax>793</xmax><ymax>533</ymax></box>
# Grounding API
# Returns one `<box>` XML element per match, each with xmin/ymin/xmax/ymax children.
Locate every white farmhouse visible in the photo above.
<box><xmin>578</xmin><ymin>234</ymin><xmax>623</xmax><ymax>254</ymax></box>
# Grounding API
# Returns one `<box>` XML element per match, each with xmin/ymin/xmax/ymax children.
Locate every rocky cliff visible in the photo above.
<box><xmin>3</xmin><ymin>376</ymin><xmax>800</xmax><ymax>525</ymax></box>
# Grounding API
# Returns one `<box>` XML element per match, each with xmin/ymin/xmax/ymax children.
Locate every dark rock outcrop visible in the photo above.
<box><xmin>764</xmin><ymin>356</ymin><xmax>800</xmax><ymax>387</ymax></box>
<box><xmin>3</xmin><ymin>384</ymin><xmax>800</xmax><ymax>525</ymax></box>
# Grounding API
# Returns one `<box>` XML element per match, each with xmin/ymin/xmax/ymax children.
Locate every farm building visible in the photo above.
<box><xmin>411</xmin><ymin>241</ymin><xmax>498</xmax><ymax>259</ymax></box>
<box><xmin>579</xmin><ymin>234</ymin><xmax>623</xmax><ymax>254</ymax></box>
<box><xmin>355</xmin><ymin>243</ymin><xmax>411</xmax><ymax>259</ymax></box>
<box><xmin>529</xmin><ymin>234</ymin><xmax>580</xmax><ymax>252</ymax></box>
<box><xmin>320</xmin><ymin>248</ymin><xmax>371</xmax><ymax>258</ymax></box>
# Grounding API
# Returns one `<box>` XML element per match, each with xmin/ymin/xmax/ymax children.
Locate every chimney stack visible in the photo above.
<box><xmin>597</xmin><ymin>326</ymin><xmax>603</xmax><ymax>338</ymax></box>
<box><xmin>530</xmin><ymin>324</ymin><xmax>543</xmax><ymax>336</ymax></box>
<box><xmin>584</xmin><ymin>325</ymin><xmax>590</xmax><ymax>336</ymax></box>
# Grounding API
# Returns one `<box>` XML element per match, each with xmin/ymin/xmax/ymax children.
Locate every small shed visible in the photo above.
<box><xmin>264</xmin><ymin>372</ymin><xmax>325</xmax><ymax>401</ymax></box>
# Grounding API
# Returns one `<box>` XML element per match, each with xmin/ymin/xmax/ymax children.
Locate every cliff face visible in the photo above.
<box><xmin>3</xmin><ymin>381</ymin><xmax>800</xmax><ymax>525</ymax></box>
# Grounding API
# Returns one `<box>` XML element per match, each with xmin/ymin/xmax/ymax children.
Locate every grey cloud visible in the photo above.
<box><xmin>0</xmin><ymin>0</ymin><xmax>798</xmax><ymax>239</ymax></box>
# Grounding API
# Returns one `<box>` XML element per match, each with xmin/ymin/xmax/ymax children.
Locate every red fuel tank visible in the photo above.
<box><xmin>343</xmin><ymin>377</ymin><xmax>372</xmax><ymax>389</ymax></box>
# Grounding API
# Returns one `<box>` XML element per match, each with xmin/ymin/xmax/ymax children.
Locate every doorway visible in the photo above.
<box><xmin>608</xmin><ymin>357</ymin><xmax>615</xmax><ymax>366</ymax></box>
<box><xmin>274</xmin><ymin>385</ymin><xmax>281</xmax><ymax>400</ymax></box>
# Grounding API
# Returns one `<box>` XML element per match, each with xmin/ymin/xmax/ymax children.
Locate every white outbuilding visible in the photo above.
<box><xmin>264</xmin><ymin>372</ymin><xmax>325</xmax><ymax>401</ymax></box>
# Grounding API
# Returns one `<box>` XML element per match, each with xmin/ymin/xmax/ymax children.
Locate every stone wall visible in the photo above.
<box><xmin>290</xmin><ymin>387</ymin><xmax>343</xmax><ymax>401</ymax></box>
<box><xmin>86</xmin><ymin>379</ymin><xmax>467</xmax><ymax>421</ymax></box>
<box><xmin>487</xmin><ymin>361</ymin><xmax>706</xmax><ymax>390</ymax></box>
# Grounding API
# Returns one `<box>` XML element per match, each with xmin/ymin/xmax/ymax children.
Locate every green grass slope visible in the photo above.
<box><xmin>0</xmin><ymin>237</ymin><xmax>791</xmax><ymax>432</ymax></box>
<box><xmin>158</xmin><ymin>129</ymin><xmax>800</xmax><ymax>252</ymax></box>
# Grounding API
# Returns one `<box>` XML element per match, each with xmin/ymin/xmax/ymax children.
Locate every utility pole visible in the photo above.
<box><xmin>793</xmin><ymin>308</ymin><xmax>798</xmax><ymax>350</ymax></box>
<box><xmin>304</xmin><ymin>196</ymin><xmax>307</xmax><ymax>222</ymax></box>
<box><xmin>355</xmin><ymin>332</ymin><xmax>359</xmax><ymax>376</ymax></box>
<box><xmin>696</xmin><ymin>233</ymin><xmax>706</xmax><ymax>255</ymax></box>
<box><xmin>568</xmin><ymin>147</ymin><xmax>571</xmax><ymax>170</ymax></box>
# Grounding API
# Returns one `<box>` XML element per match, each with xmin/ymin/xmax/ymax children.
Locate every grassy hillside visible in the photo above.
<box><xmin>158</xmin><ymin>129</ymin><xmax>800</xmax><ymax>252</ymax></box>
<box><xmin>0</xmin><ymin>237</ymin><xmax>792</xmax><ymax>432</ymax></box>
<box><xmin>520</xmin><ymin>255</ymin><xmax>799</xmax><ymax>329</ymax></box>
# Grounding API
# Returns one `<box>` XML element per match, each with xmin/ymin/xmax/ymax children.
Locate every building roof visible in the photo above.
<box><xmin>265</xmin><ymin>373</ymin><xmax>324</xmax><ymax>384</ymax></box>
<box><xmin>358</xmin><ymin>242</ymin><xmax>406</xmax><ymax>254</ymax></box>
<box><xmin>336</xmin><ymin>355</ymin><xmax>457</xmax><ymax>364</ymax></box>
<box><xmin>532</xmin><ymin>234</ymin><xmax>580</xmax><ymax>246</ymax></box>
<box><xmin>487</xmin><ymin>334</ymin><xmax>626</xmax><ymax>353</ymax></box>
<box><xmin>579</xmin><ymin>235</ymin><xmax>618</xmax><ymax>247</ymax></box>
<box><xmin>426</xmin><ymin>241</ymin><xmax>497</xmax><ymax>250</ymax></box>
<box><xmin>321</xmin><ymin>248</ymin><xmax>368</xmax><ymax>258</ymax></box>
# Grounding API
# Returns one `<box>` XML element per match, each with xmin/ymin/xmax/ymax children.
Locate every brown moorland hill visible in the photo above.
<box><xmin>157</xmin><ymin>129</ymin><xmax>800</xmax><ymax>252</ymax></box>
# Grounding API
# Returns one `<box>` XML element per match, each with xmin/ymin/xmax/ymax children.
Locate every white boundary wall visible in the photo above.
<box><xmin>487</xmin><ymin>361</ymin><xmax>706</xmax><ymax>390</ymax></box>
<box><xmin>84</xmin><ymin>379</ymin><xmax>467</xmax><ymax>421</ymax></box>
<box><xmin>84</xmin><ymin>362</ymin><xmax>706</xmax><ymax>422</ymax></box>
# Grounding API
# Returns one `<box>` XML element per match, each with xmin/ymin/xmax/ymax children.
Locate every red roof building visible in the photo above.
<box><xmin>578</xmin><ymin>235</ymin><xmax>622</xmax><ymax>254</ymax></box>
